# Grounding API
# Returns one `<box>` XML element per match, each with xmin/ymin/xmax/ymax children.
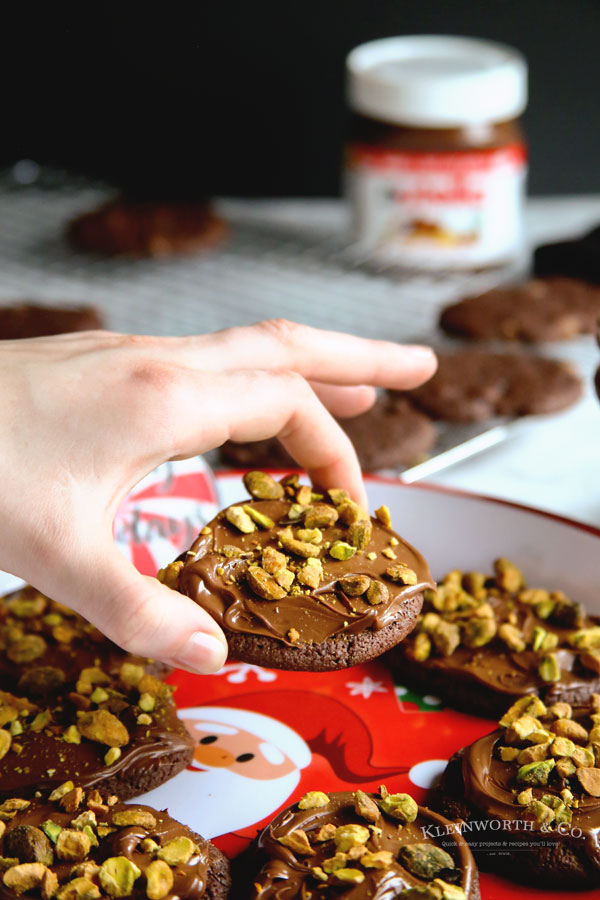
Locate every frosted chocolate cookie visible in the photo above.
<box><xmin>159</xmin><ymin>472</ymin><xmax>433</xmax><ymax>671</ymax></box>
<box><xmin>237</xmin><ymin>787</ymin><xmax>479</xmax><ymax>899</ymax></box>
<box><xmin>67</xmin><ymin>200</ymin><xmax>226</xmax><ymax>257</ymax></box>
<box><xmin>0</xmin><ymin>304</ymin><xmax>103</xmax><ymax>339</ymax></box>
<box><xmin>0</xmin><ymin>585</ymin><xmax>170</xmax><ymax>696</ymax></box>
<box><xmin>439</xmin><ymin>277</ymin><xmax>600</xmax><ymax>342</ymax></box>
<box><xmin>389</xmin><ymin>558</ymin><xmax>600</xmax><ymax>719</ymax></box>
<box><xmin>401</xmin><ymin>350</ymin><xmax>582</xmax><ymax>423</ymax></box>
<box><xmin>0</xmin><ymin>786</ymin><xmax>230</xmax><ymax>900</ymax></box>
<box><xmin>0</xmin><ymin>663</ymin><xmax>193</xmax><ymax>801</ymax></box>
<box><xmin>220</xmin><ymin>395</ymin><xmax>436</xmax><ymax>472</ymax></box>
<box><xmin>437</xmin><ymin>695</ymin><xmax>600</xmax><ymax>888</ymax></box>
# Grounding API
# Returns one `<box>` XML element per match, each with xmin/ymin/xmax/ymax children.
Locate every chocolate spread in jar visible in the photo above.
<box><xmin>345</xmin><ymin>36</ymin><xmax>528</xmax><ymax>269</ymax></box>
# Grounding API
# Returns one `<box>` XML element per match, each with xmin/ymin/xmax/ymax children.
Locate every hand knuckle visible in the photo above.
<box><xmin>270</xmin><ymin>367</ymin><xmax>308</xmax><ymax>392</ymax></box>
<box><xmin>255</xmin><ymin>318</ymin><xmax>301</xmax><ymax>345</ymax></box>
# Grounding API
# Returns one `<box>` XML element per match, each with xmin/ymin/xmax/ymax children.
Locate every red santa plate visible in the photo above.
<box><xmin>138</xmin><ymin>468</ymin><xmax>600</xmax><ymax>900</ymax></box>
<box><xmin>4</xmin><ymin>462</ymin><xmax>600</xmax><ymax>899</ymax></box>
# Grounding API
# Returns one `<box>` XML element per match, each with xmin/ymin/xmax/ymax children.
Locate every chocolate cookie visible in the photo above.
<box><xmin>0</xmin><ymin>304</ymin><xmax>103</xmax><ymax>339</ymax></box>
<box><xmin>0</xmin><ymin>662</ymin><xmax>193</xmax><ymax>801</ymax></box>
<box><xmin>220</xmin><ymin>395</ymin><xmax>436</xmax><ymax>472</ymax></box>
<box><xmin>0</xmin><ymin>787</ymin><xmax>230</xmax><ymax>900</ymax></box>
<box><xmin>436</xmin><ymin>695</ymin><xmax>600</xmax><ymax>888</ymax></box>
<box><xmin>596</xmin><ymin>320</ymin><xmax>600</xmax><ymax>402</ymax></box>
<box><xmin>400</xmin><ymin>350</ymin><xmax>582</xmax><ymax>422</ymax></box>
<box><xmin>439</xmin><ymin>277</ymin><xmax>600</xmax><ymax>342</ymax></box>
<box><xmin>388</xmin><ymin>557</ymin><xmax>600</xmax><ymax>719</ymax></box>
<box><xmin>236</xmin><ymin>787</ymin><xmax>479</xmax><ymax>899</ymax></box>
<box><xmin>0</xmin><ymin>585</ymin><xmax>170</xmax><ymax>695</ymax></box>
<box><xmin>159</xmin><ymin>471</ymin><xmax>433</xmax><ymax>671</ymax></box>
<box><xmin>534</xmin><ymin>223</ymin><xmax>600</xmax><ymax>286</ymax></box>
<box><xmin>67</xmin><ymin>200</ymin><xmax>226</xmax><ymax>257</ymax></box>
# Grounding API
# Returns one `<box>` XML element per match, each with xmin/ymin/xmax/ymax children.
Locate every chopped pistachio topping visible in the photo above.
<box><xmin>385</xmin><ymin>564</ymin><xmax>417</xmax><ymax>586</ymax></box>
<box><xmin>276</xmin><ymin>829</ymin><xmax>314</xmax><ymax>856</ymax></box>
<box><xmin>329</xmin><ymin>541</ymin><xmax>356</xmax><ymax>561</ymax></box>
<box><xmin>353</xmin><ymin>790</ymin><xmax>380</xmax><ymax>823</ymax></box>
<box><xmin>145</xmin><ymin>860</ymin><xmax>174</xmax><ymax>900</ymax></box>
<box><xmin>374</xmin><ymin>505</ymin><xmax>392</xmax><ymax>528</ymax></box>
<box><xmin>224</xmin><ymin>506</ymin><xmax>256</xmax><ymax>534</ymax></box>
<box><xmin>156</xmin><ymin>837</ymin><xmax>198</xmax><ymax>867</ymax></box>
<box><xmin>104</xmin><ymin>748</ymin><xmax>122</xmax><ymax>767</ymax></box>
<box><xmin>538</xmin><ymin>653</ymin><xmax>561</xmax><ymax>682</ymax></box>
<box><xmin>298</xmin><ymin>792</ymin><xmax>329</xmax><ymax>810</ymax></box>
<box><xmin>379</xmin><ymin>792</ymin><xmax>418</xmax><ymax>823</ymax></box>
<box><xmin>243</xmin><ymin>471</ymin><xmax>284</xmax><ymax>500</ymax></box>
<box><xmin>243</xmin><ymin>505</ymin><xmax>275</xmax><ymax>530</ymax></box>
<box><xmin>98</xmin><ymin>857</ymin><xmax>141</xmax><ymax>898</ymax></box>
<box><xmin>333</xmin><ymin>824</ymin><xmax>370</xmax><ymax>852</ymax></box>
<box><xmin>398</xmin><ymin>843</ymin><xmax>455</xmax><ymax>880</ymax></box>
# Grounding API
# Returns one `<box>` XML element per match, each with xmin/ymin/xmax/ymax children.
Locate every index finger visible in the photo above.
<box><xmin>189</xmin><ymin>320</ymin><xmax>437</xmax><ymax>389</ymax></box>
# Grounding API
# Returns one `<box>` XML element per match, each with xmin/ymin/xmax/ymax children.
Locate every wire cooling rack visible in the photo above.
<box><xmin>0</xmin><ymin>165</ymin><xmax>598</xmax><ymax>479</ymax></box>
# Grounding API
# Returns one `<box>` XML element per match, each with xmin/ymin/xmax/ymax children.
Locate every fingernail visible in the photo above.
<box><xmin>177</xmin><ymin>632</ymin><xmax>228</xmax><ymax>674</ymax></box>
<box><xmin>403</xmin><ymin>345</ymin><xmax>436</xmax><ymax>360</ymax></box>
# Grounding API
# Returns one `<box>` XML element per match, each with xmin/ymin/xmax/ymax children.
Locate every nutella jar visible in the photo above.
<box><xmin>345</xmin><ymin>36</ymin><xmax>528</xmax><ymax>269</ymax></box>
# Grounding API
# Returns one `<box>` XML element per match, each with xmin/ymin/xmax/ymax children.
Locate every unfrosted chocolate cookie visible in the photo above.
<box><xmin>237</xmin><ymin>787</ymin><xmax>479</xmax><ymax>899</ymax></box>
<box><xmin>0</xmin><ymin>787</ymin><xmax>230</xmax><ymax>900</ymax></box>
<box><xmin>440</xmin><ymin>277</ymin><xmax>600</xmax><ymax>342</ymax></box>
<box><xmin>159</xmin><ymin>471</ymin><xmax>433</xmax><ymax>671</ymax></box>
<box><xmin>534</xmin><ymin>223</ymin><xmax>600</xmax><ymax>286</ymax></box>
<box><xmin>401</xmin><ymin>350</ymin><xmax>582</xmax><ymax>422</ymax></box>
<box><xmin>0</xmin><ymin>662</ymin><xmax>193</xmax><ymax>801</ymax></box>
<box><xmin>0</xmin><ymin>585</ymin><xmax>170</xmax><ymax>695</ymax></box>
<box><xmin>0</xmin><ymin>303</ymin><xmax>103</xmax><ymax>339</ymax></box>
<box><xmin>220</xmin><ymin>395</ymin><xmax>436</xmax><ymax>472</ymax></box>
<box><xmin>596</xmin><ymin>317</ymin><xmax>600</xmax><ymax>402</ymax></box>
<box><xmin>436</xmin><ymin>695</ymin><xmax>600</xmax><ymax>888</ymax></box>
<box><xmin>67</xmin><ymin>199</ymin><xmax>226</xmax><ymax>257</ymax></box>
<box><xmin>388</xmin><ymin>557</ymin><xmax>600</xmax><ymax>719</ymax></box>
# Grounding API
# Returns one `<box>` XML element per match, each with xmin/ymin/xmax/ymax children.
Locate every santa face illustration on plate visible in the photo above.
<box><xmin>137</xmin><ymin>706</ymin><xmax>312</xmax><ymax>838</ymax></box>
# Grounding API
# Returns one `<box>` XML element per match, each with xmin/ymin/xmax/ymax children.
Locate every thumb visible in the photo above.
<box><xmin>57</xmin><ymin>545</ymin><xmax>229</xmax><ymax>675</ymax></box>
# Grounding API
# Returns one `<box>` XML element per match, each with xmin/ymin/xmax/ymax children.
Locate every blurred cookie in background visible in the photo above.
<box><xmin>67</xmin><ymin>198</ymin><xmax>227</xmax><ymax>257</ymax></box>
<box><xmin>440</xmin><ymin>277</ymin><xmax>600</xmax><ymax>342</ymax></box>
<box><xmin>220</xmin><ymin>394</ymin><xmax>436</xmax><ymax>472</ymax></box>
<box><xmin>0</xmin><ymin>303</ymin><xmax>103</xmax><ymax>338</ymax></box>
<box><xmin>595</xmin><ymin>314</ymin><xmax>600</xmax><ymax>402</ymax></box>
<box><xmin>534</xmin><ymin>223</ymin><xmax>600</xmax><ymax>286</ymax></box>
<box><xmin>399</xmin><ymin>349</ymin><xmax>582</xmax><ymax>423</ymax></box>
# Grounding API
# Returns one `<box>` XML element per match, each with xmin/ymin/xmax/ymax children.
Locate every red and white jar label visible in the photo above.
<box><xmin>346</xmin><ymin>143</ymin><xmax>527</xmax><ymax>268</ymax></box>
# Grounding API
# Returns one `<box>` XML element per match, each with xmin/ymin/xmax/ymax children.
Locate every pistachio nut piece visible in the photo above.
<box><xmin>99</xmin><ymin>857</ymin><xmax>142</xmax><ymax>898</ymax></box>
<box><xmin>379</xmin><ymin>792</ymin><xmax>418</xmax><ymax>823</ymax></box>
<box><xmin>145</xmin><ymin>861</ymin><xmax>174</xmax><ymax>900</ymax></box>
<box><xmin>398</xmin><ymin>843</ymin><xmax>456</xmax><ymax>879</ymax></box>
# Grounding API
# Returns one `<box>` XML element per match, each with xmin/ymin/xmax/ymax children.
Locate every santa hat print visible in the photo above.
<box><xmin>213</xmin><ymin>690</ymin><xmax>407</xmax><ymax>783</ymax></box>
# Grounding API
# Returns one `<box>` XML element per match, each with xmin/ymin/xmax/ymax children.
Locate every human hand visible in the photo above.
<box><xmin>0</xmin><ymin>320</ymin><xmax>436</xmax><ymax>674</ymax></box>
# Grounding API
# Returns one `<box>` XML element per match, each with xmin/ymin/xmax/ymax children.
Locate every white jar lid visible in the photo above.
<box><xmin>347</xmin><ymin>35</ymin><xmax>527</xmax><ymax>127</ymax></box>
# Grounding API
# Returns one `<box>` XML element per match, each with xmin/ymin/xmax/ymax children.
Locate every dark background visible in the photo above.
<box><xmin>3</xmin><ymin>1</ymin><xmax>599</xmax><ymax>197</ymax></box>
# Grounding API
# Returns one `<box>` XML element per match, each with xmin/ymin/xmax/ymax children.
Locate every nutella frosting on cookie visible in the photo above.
<box><xmin>0</xmin><ymin>663</ymin><xmax>193</xmax><ymax>801</ymax></box>
<box><xmin>393</xmin><ymin>558</ymin><xmax>600</xmax><ymax>716</ymax></box>
<box><xmin>0</xmin><ymin>586</ymin><xmax>169</xmax><ymax>695</ymax></box>
<box><xmin>248</xmin><ymin>787</ymin><xmax>478</xmax><ymax>899</ymax></box>
<box><xmin>0</xmin><ymin>787</ymin><xmax>223</xmax><ymax>900</ymax></box>
<box><xmin>442</xmin><ymin>694</ymin><xmax>600</xmax><ymax>886</ymax></box>
<box><xmin>162</xmin><ymin>473</ymin><xmax>433</xmax><ymax>648</ymax></box>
